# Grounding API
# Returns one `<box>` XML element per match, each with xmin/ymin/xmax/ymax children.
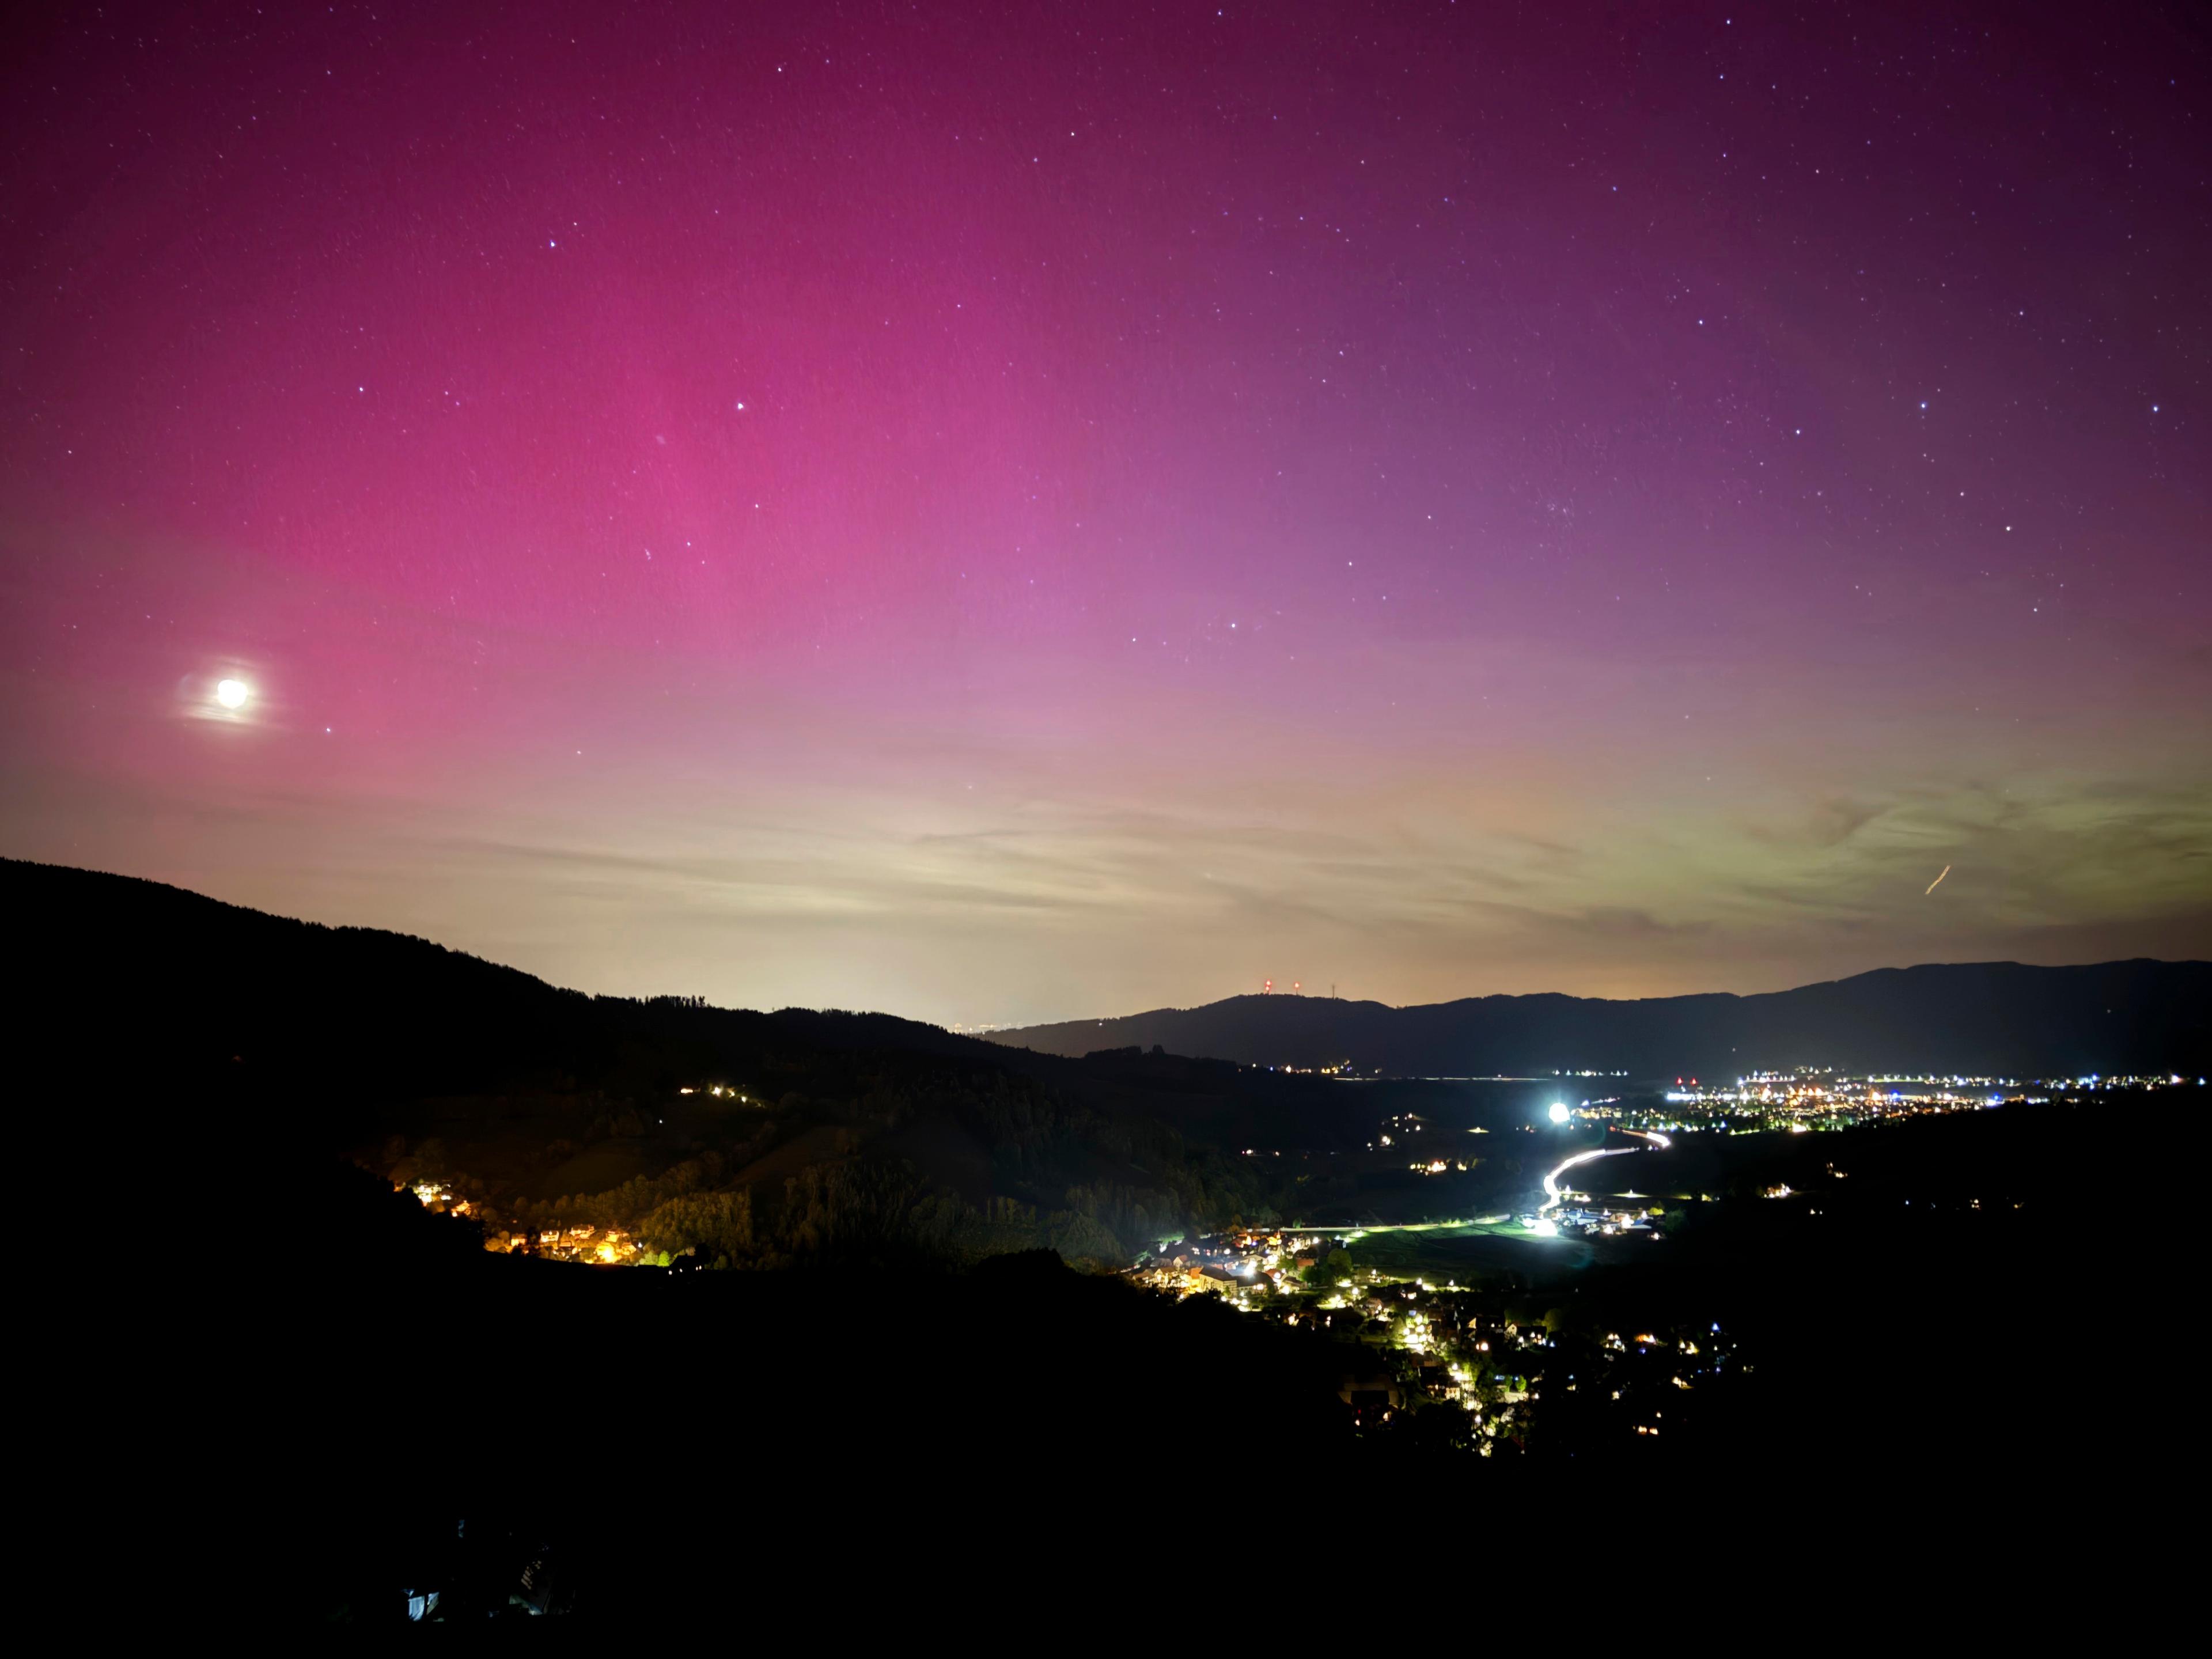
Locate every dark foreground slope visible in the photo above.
<box><xmin>993</xmin><ymin>959</ymin><xmax>2211</xmax><ymax>1076</ymax></box>
<box><xmin>241</xmin><ymin>1168</ymin><xmax>1371</xmax><ymax>1617</ymax></box>
<box><xmin>123</xmin><ymin>1090</ymin><xmax>2168</xmax><ymax>1621</ymax></box>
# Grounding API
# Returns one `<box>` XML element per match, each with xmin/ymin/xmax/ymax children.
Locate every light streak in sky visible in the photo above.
<box><xmin>1926</xmin><ymin>865</ymin><xmax>1951</xmax><ymax>895</ymax></box>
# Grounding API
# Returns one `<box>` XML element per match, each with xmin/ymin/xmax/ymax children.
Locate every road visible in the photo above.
<box><xmin>1540</xmin><ymin>1128</ymin><xmax>1671</xmax><ymax>1215</ymax></box>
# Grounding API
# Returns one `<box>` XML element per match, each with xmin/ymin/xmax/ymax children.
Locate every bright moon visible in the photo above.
<box><xmin>1548</xmin><ymin>1102</ymin><xmax>1570</xmax><ymax>1124</ymax></box>
<box><xmin>215</xmin><ymin>679</ymin><xmax>250</xmax><ymax>710</ymax></box>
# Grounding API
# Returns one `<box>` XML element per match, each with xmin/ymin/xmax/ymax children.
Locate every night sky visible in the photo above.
<box><xmin>3</xmin><ymin>2</ymin><xmax>2206</xmax><ymax>1024</ymax></box>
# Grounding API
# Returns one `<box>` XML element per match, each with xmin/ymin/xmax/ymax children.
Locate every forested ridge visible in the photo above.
<box><xmin>995</xmin><ymin>959</ymin><xmax>2212</xmax><ymax>1075</ymax></box>
<box><xmin>12</xmin><ymin>857</ymin><xmax>1332</xmax><ymax>1264</ymax></box>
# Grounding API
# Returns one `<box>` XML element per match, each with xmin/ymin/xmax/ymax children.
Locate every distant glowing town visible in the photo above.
<box><xmin>1595</xmin><ymin>1067</ymin><xmax>2198</xmax><ymax>1135</ymax></box>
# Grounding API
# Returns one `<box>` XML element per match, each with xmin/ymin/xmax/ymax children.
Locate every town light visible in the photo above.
<box><xmin>1548</xmin><ymin>1103</ymin><xmax>1570</xmax><ymax>1124</ymax></box>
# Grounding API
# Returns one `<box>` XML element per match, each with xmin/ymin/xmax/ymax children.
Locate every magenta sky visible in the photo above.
<box><xmin>3</xmin><ymin>2</ymin><xmax>2206</xmax><ymax>1024</ymax></box>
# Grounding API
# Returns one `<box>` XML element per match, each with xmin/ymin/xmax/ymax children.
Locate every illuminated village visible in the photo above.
<box><xmin>404</xmin><ymin>1181</ymin><xmax>652</xmax><ymax>1265</ymax></box>
<box><xmin>1126</xmin><ymin>1225</ymin><xmax>1738</xmax><ymax>1452</ymax></box>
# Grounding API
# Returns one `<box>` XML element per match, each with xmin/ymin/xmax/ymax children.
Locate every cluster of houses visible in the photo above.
<box><xmin>1520</xmin><ymin>1203</ymin><xmax>1661</xmax><ymax>1238</ymax></box>
<box><xmin>1128</xmin><ymin>1228</ymin><xmax>1327</xmax><ymax>1304</ymax></box>
<box><xmin>486</xmin><ymin>1222</ymin><xmax>645</xmax><ymax>1265</ymax></box>
<box><xmin>407</xmin><ymin>1180</ymin><xmax>475</xmax><ymax>1218</ymax></box>
<box><xmin>404</xmin><ymin>1180</ymin><xmax>650</xmax><ymax>1266</ymax></box>
<box><xmin>1124</xmin><ymin>1226</ymin><xmax>1752</xmax><ymax>1457</ymax></box>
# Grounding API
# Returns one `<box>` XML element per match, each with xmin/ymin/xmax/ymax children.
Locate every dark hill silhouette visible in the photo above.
<box><xmin>990</xmin><ymin>958</ymin><xmax>2211</xmax><ymax>1077</ymax></box>
<box><xmin>6</xmin><ymin>856</ymin><xmax>1300</xmax><ymax>1253</ymax></box>
<box><xmin>6</xmin><ymin>855</ymin><xmax>988</xmax><ymax>1095</ymax></box>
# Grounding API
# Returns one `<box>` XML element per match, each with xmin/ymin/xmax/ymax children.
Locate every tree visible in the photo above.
<box><xmin>640</xmin><ymin>1190</ymin><xmax>754</xmax><ymax>1262</ymax></box>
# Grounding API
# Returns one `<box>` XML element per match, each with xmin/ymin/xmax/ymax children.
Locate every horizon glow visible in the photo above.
<box><xmin>1</xmin><ymin>3</ymin><xmax>2206</xmax><ymax>1025</ymax></box>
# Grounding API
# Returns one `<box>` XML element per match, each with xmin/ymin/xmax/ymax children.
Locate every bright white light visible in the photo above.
<box><xmin>1531</xmin><ymin>1219</ymin><xmax>1559</xmax><ymax>1237</ymax></box>
<box><xmin>1548</xmin><ymin>1102</ymin><xmax>1570</xmax><ymax>1124</ymax></box>
<box><xmin>215</xmin><ymin>679</ymin><xmax>250</xmax><ymax>710</ymax></box>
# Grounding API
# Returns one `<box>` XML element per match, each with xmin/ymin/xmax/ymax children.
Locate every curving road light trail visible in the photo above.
<box><xmin>1540</xmin><ymin>1128</ymin><xmax>1671</xmax><ymax>1214</ymax></box>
